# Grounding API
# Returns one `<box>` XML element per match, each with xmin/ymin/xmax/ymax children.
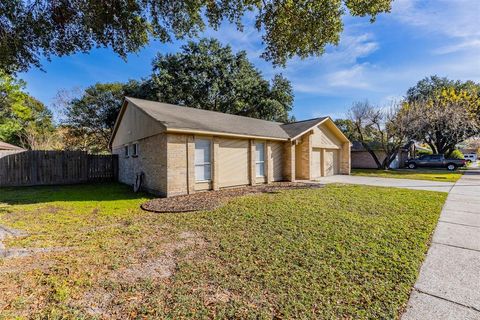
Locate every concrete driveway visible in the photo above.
<box><xmin>402</xmin><ymin>170</ymin><xmax>480</xmax><ymax>319</ymax></box>
<box><xmin>316</xmin><ymin>175</ymin><xmax>455</xmax><ymax>192</ymax></box>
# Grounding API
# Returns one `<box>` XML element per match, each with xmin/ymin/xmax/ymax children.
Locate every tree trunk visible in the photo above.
<box><xmin>426</xmin><ymin>141</ymin><xmax>437</xmax><ymax>154</ymax></box>
<box><xmin>383</xmin><ymin>150</ymin><xmax>400</xmax><ymax>169</ymax></box>
<box><xmin>362</xmin><ymin>143</ymin><xmax>383</xmax><ymax>169</ymax></box>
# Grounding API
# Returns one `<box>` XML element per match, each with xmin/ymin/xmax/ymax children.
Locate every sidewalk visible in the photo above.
<box><xmin>402</xmin><ymin>170</ymin><xmax>480</xmax><ymax>319</ymax></box>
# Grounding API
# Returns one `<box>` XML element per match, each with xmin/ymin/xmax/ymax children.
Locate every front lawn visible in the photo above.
<box><xmin>0</xmin><ymin>183</ymin><xmax>446</xmax><ymax>319</ymax></box>
<box><xmin>352</xmin><ymin>168</ymin><xmax>463</xmax><ymax>182</ymax></box>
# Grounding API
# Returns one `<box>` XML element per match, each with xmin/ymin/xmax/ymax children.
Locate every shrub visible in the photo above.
<box><xmin>447</xmin><ymin>149</ymin><xmax>464</xmax><ymax>159</ymax></box>
<box><xmin>416</xmin><ymin>149</ymin><xmax>433</xmax><ymax>156</ymax></box>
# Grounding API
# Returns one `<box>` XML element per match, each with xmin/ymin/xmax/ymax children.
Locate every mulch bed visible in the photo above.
<box><xmin>141</xmin><ymin>182</ymin><xmax>324</xmax><ymax>213</ymax></box>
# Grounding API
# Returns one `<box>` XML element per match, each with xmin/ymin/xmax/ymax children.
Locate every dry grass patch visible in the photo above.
<box><xmin>0</xmin><ymin>182</ymin><xmax>446</xmax><ymax>319</ymax></box>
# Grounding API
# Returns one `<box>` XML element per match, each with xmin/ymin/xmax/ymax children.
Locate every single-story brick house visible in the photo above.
<box><xmin>110</xmin><ymin>97</ymin><xmax>351</xmax><ymax>197</ymax></box>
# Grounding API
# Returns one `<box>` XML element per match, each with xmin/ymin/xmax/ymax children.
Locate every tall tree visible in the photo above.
<box><xmin>348</xmin><ymin>100</ymin><xmax>411</xmax><ymax>169</ymax></box>
<box><xmin>61</xmin><ymin>40</ymin><xmax>295</xmax><ymax>152</ymax></box>
<box><xmin>62</xmin><ymin>82</ymin><xmax>125</xmax><ymax>153</ymax></box>
<box><xmin>0</xmin><ymin>71</ymin><xmax>54</xmax><ymax>148</ymax></box>
<box><xmin>403</xmin><ymin>76</ymin><xmax>480</xmax><ymax>155</ymax></box>
<box><xmin>334</xmin><ymin>119</ymin><xmax>356</xmax><ymax>141</ymax></box>
<box><xmin>1</xmin><ymin>0</ymin><xmax>393</xmax><ymax>73</ymax></box>
<box><xmin>149</xmin><ymin>38</ymin><xmax>294</xmax><ymax>122</ymax></box>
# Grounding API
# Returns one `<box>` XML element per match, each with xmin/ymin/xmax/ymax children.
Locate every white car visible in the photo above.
<box><xmin>463</xmin><ymin>153</ymin><xmax>477</xmax><ymax>162</ymax></box>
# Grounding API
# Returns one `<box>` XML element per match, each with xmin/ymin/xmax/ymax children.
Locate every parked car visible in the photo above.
<box><xmin>463</xmin><ymin>153</ymin><xmax>478</xmax><ymax>163</ymax></box>
<box><xmin>405</xmin><ymin>154</ymin><xmax>467</xmax><ymax>171</ymax></box>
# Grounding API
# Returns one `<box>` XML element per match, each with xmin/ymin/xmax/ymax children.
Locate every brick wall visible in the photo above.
<box><xmin>166</xmin><ymin>134</ymin><xmax>190</xmax><ymax>197</ymax></box>
<box><xmin>351</xmin><ymin>151</ymin><xmax>386</xmax><ymax>169</ymax></box>
<box><xmin>295</xmin><ymin>134</ymin><xmax>311</xmax><ymax>179</ymax></box>
<box><xmin>340</xmin><ymin>142</ymin><xmax>351</xmax><ymax>174</ymax></box>
<box><xmin>113</xmin><ymin>133</ymin><xmax>167</xmax><ymax>196</ymax></box>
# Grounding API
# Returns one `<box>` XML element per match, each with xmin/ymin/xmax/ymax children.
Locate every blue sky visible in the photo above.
<box><xmin>21</xmin><ymin>0</ymin><xmax>480</xmax><ymax>121</ymax></box>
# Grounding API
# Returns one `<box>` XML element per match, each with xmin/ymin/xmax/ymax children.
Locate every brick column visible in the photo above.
<box><xmin>283</xmin><ymin>141</ymin><xmax>296</xmax><ymax>182</ymax></box>
<box><xmin>266</xmin><ymin>141</ymin><xmax>272</xmax><ymax>184</ymax></box>
<box><xmin>212</xmin><ymin>137</ymin><xmax>220</xmax><ymax>190</ymax></box>
<box><xmin>341</xmin><ymin>142</ymin><xmax>351</xmax><ymax>174</ymax></box>
<box><xmin>186</xmin><ymin>135</ymin><xmax>195</xmax><ymax>194</ymax></box>
<box><xmin>320</xmin><ymin>148</ymin><xmax>326</xmax><ymax>177</ymax></box>
<box><xmin>249</xmin><ymin>139</ymin><xmax>256</xmax><ymax>186</ymax></box>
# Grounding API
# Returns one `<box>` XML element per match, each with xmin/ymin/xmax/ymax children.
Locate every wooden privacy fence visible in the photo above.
<box><xmin>0</xmin><ymin>151</ymin><xmax>118</xmax><ymax>187</ymax></box>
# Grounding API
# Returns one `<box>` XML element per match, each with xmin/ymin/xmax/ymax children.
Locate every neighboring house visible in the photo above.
<box><xmin>459</xmin><ymin>148</ymin><xmax>477</xmax><ymax>156</ymax></box>
<box><xmin>460</xmin><ymin>148</ymin><xmax>478</xmax><ymax>162</ymax></box>
<box><xmin>0</xmin><ymin>141</ymin><xmax>25</xmax><ymax>159</ymax></box>
<box><xmin>110</xmin><ymin>97</ymin><xmax>351</xmax><ymax>197</ymax></box>
<box><xmin>351</xmin><ymin>141</ymin><xmax>417</xmax><ymax>169</ymax></box>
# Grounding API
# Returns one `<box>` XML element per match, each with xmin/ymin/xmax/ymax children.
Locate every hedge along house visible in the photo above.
<box><xmin>109</xmin><ymin>97</ymin><xmax>351</xmax><ymax>197</ymax></box>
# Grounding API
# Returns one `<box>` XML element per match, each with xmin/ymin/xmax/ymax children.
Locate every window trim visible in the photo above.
<box><xmin>195</xmin><ymin>138</ymin><xmax>212</xmax><ymax>182</ymax></box>
<box><xmin>124</xmin><ymin>145</ymin><xmax>129</xmax><ymax>158</ymax></box>
<box><xmin>255</xmin><ymin>142</ymin><xmax>265</xmax><ymax>177</ymax></box>
<box><xmin>131</xmin><ymin>143</ymin><xmax>139</xmax><ymax>157</ymax></box>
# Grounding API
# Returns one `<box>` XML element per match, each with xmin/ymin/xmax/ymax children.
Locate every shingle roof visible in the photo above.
<box><xmin>126</xmin><ymin>97</ymin><xmax>292</xmax><ymax>140</ymax></box>
<box><xmin>281</xmin><ymin>117</ymin><xmax>328</xmax><ymax>138</ymax></box>
<box><xmin>122</xmin><ymin>97</ymin><xmax>335</xmax><ymax>141</ymax></box>
<box><xmin>0</xmin><ymin>141</ymin><xmax>24</xmax><ymax>150</ymax></box>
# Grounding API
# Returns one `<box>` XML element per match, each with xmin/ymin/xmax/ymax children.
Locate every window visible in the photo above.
<box><xmin>124</xmin><ymin>145</ymin><xmax>129</xmax><ymax>157</ymax></box>
<box><xmin>132</xmin><ymin>143</ymin><xmax>138</xmax><ymax>157</ymax></box>
<box><xmin>255</xmin><ymin>142</ymin><xmax>265</xmax><ymax>177</ymax></box>
<box><xmin>195</xmin><ymin>139</ymin><xmax>211</xmax><ymax>181</ymax></box>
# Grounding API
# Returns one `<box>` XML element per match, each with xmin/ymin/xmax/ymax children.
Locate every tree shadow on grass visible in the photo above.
<box><xmin>0</xmin><ymin>182</ymin><xmax>152</xmax><ymax>205</ymax></box>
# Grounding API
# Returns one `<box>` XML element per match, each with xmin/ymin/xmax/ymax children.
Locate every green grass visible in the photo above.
<box><xmin>351</xmin><ymin>168</ymin><xmax>463</xmax><ymax>182</ymax></box>
<box><xmin>0</xmin><ymin>183</ymin><xmax>446</xmax><ymax>319</ymax></box>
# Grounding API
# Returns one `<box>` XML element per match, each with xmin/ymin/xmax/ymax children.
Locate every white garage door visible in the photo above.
<box><xmin>325</xmin><ymin>149</ymin><xmax>339</xmax><ymax>176</ymax></box>
<box><xmin>218</xmin><ymin>138</ymin><xmax>249</xmax><ymax>187</ymax></box>
<box><xmin>311</xmin><ymin>149</ymin><xmax>321</xmax><ymax>179</ymax></box>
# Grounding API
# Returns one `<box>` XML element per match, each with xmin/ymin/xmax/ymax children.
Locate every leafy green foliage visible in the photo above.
<box><xmin>1</xmin><ymin>0</ymin><xmax>393</xmax><ymax>73</ymax></box>
<box><xmin>62</xmin><ymin>39</ymin><xmax>295</xmax><ymax>152</ymax></box>
<box><xmin>149</xmin><ymin>39</ymin><xmax>294</xmax><ymax>122</ymax></box>
<box><xmin>63</xmin><ymin>82</ymin><xmax>125</xmax><ymax>153</ymax></box>
<box><xmin>0</xmin><ymin>183</ymin><xmax>445</xmax><ymax>318</ymax></box>
<box><xmin>416</xmin><ymin>149</ymin><xmax>433</xmax><ymax>156</ymax></box>
<box><xmin>334</xmin><ymin>118</ymin><xmax>356</xmax><ymax>141</ymax></box>
<box><xmin>403</xmin><ymin>76</ymin><xmax>480</xmax><ymax>155</ymax></box>
<box><xmin>0</xmin><ymin>71</ymin><xmax>54</xmax><ymax>147</ymax></box>
<box><xmin>447</xmin><ymin>149</ymin><xmax>464</xmax><ymax>160</ymax></box>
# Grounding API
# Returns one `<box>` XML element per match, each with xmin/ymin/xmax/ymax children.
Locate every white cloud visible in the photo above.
<box><xmin>327</xmin><ymin>64</ymin><xmax>372</xmax><ymax>89</ymax></box>
<box><xmin>433</xmin><ymin>39</ymin><xmax>480</xmax><ymax>55</ymax></box>
<box><xmin>284</xmin><ymin>30</ymin><xmax>380</xmax><ymax>94</ymax></box>
<box><xmin>392</xmin><ymin>0</ymin><xmax>480</xmax><ymax>54</ymax></box>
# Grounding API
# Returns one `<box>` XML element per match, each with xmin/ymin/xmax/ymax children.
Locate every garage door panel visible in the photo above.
<box><xmin>271</xmin><ymin>142</ymin><xmax>284</xmax><ymax>181</ymax></box>
<box><xmin>325</xmin><ymin>149</ymin><xmax>339</xmax><ymax>176</ymax></box>
<box><xmin>311</xmin><ymin>149</ymin><xmax>321</xmax><ymax>179</ymax></box>
<box><xmin>218</xmin><ymin>139</ymin><xmax>249</xmax><ymax>187</ymax></box>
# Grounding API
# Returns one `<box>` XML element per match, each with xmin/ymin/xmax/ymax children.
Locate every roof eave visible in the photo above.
<box><xmin>165</xmin><ymin>128</ymin><xmax>289</xmax><ymax>141</ymax></box>
<box><xmin>108</xmin><ymin>99</ymin><xmax>129</xmax><ymax>149</ymax></box>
